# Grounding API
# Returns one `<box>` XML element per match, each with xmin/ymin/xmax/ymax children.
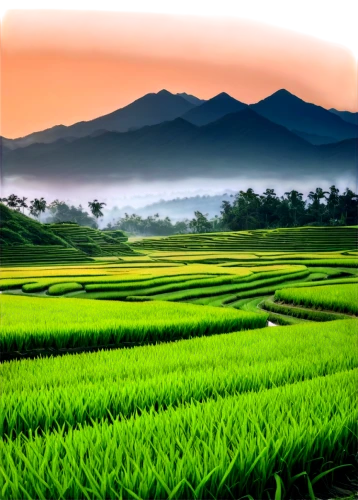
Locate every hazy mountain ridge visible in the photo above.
<box><xmin>3</xmin><ymin>88</ymin><xmax>357</xmax><ymax>153</ymax></box>
<box><xmin>1</xmin><ymin>90</ymin><xmax>197</xmax><ymax>149</ymax></box>
<box><xmin>3</xmin><ymin>107</ymin><xmax>356</xmax><ymax>185</ymax></box>
<box><xmin>105</xmin><ymin>193</ymin><xmax>236</xmax><ymax>223</ymax></box>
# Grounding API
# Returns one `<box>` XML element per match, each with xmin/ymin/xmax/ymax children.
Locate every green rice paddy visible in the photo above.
<box><xmin>0</xmin><ymin>225</ymin><xmax>357</xmax><ymax>499</ymax></box>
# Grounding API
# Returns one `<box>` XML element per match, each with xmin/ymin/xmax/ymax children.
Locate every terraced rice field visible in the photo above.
<box><xmin>0</xmin><ymin>226</ymin><xmax>357</xmax><ymax>499</ymax></box>
<box><xmin>131</xmin><ymin>226</ymin><xmax>358</xmax><ymax>253</ymax></box>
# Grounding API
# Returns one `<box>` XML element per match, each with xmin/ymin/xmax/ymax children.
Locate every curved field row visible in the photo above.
<box><xmin>1</xmin><ymin>368</ymin><xmax>356</xmax><ymax>500</ymax></box>
<box><xmin>1</xmin><ymin>319</ymin><xmax>356</xmax><ymax>438</ymax></box>
<box><xmin>131</xmin><ymin>226</ymin><xmax>358</xmax><ymax>253</ymax></box>
<box><xmin>21</xmin><ymin>273</ymin><xmax>215</xmax><ymax>294</ymax></box>
<box><xmin>0</xmin><ymin>295</ymin><xmax>266</xmax><ymax>354</ymax></box>
<box><xmin>3</xmin><ymin>260</ymin><xmax>357</xmax><ymax>329</ymax></box>
<box><xmin>275</xmin><ymin>284</ymin><xmax>358</xmax><ymax>315</ymax></box>
<box><xmin>261</xmin><ymin>297</ymin><xmax>352</xmax><ymax>322</ymax></box>
<box><xmin>75</xmin><ymin>267</ymin><xmax>306</xmax><ymax>302</ymax></box>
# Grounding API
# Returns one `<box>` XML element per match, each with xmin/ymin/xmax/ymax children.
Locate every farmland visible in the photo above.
<box><xmin>0</xmin><ymin>225</ymin><xmax>357</xmax><ymax>499</ymax></box>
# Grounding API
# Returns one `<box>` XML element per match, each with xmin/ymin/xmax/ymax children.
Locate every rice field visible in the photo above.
<box><xmin>1</xmin><ymin>319</ymin><xmax>356</xmax><ymax>439</ymax></box>
<box><xmin>275</xmin><ymin>283</ymin><xmax>358</xmax><ymax>315</ymax></box>
<box><xmin>1</xmin><ymin>295</ymin><xmax>264</xmax><ymax>353</ymax></box>
<box><xmin>1</xmin><ymin>369</ymin><xmax>356</xmax><ymax>499</ymax></box>
<box><xmin>1</xmin><ymin>227</ymin><xmax>358</xmax><ymax>498</ymax></box>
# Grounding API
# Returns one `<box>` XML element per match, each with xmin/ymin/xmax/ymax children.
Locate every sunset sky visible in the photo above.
<box><xmin>1</xmin><ymin>9</ymin><xmax>357</xmax><ymax>139</ymax></box>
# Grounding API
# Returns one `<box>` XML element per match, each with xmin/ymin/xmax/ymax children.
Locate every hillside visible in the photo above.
<box><xmin>0</xmin><ymin>203</ymin><xmax>67</xmax><ymax>247</ymax></box>
<box><xmin>48</xmin><ymin>223</ymin><xmax>134</xmax><ymax>256</ymax></box>
<box><xmin>0</xmin><ymin>205</ymin><xmax>137</xmax><ymax>266</ymax></box>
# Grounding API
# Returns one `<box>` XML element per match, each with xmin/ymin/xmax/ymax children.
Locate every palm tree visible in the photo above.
<box><xmin>308</xmin><ymin>188</ymin><xmax>328</xmax><ymax>224</ymax></box>
<box><xmin>18</xmin><ymin>197</ymin><xmax>28</xmax><ymax>213</ymax></box>
<box><xmin>2</xmin><ymin>194</ymin><xmax>20</xmax><ymax>210</ymax></box>
<box><xmin>30</xmin><ymin>197</ymin><xmax>47</xmax><ymax>218</ymax></box>
<box><xmin>284</xmin><ymin>190</ymin><xmax>304</xmax><ymax>225</ymax></box>
<box><xmin>326</xmin><ymin>185</ymin><xmax>340</xmax><ymax>222</ymax></box>
<box><xmin>88</xmin><ymin>199</ymin><xmax>106</xmax><ymax>219</ymax></box>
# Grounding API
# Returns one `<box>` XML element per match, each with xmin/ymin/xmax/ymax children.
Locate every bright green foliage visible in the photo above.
<box><xmin>145</xmin><ymin>269</ymin><xmax>309</xmax><ymax>302</ymax></box>
<box><xmin>275</xmin><ymin>284</ymin><xmax>358</xmax><ymax>315</ymax></box>
<box><xmin>262</xmin><ymin>297</ymin><xmax>351</xmax><ymax>322</ymax></box>
<box><xmin>0</xmin><ymin>369</ymin><xmax>356</xmax><ymax>499</ymax></box>
<box><xmin>1</xmin><ymin>320</ymin><xmax>356</xmax><ymax>438</ymax></box>
<box><xmin>21</xmin><ymin>274</ymin><xmax>211</xmax><ymax>293</ymax></box>
<box><xmin>0</xmin><ymin>203</ymin><xmax>66</xmax><ymax>247</ymax></box>
<box><xmin>0</xmin><ymin>295</ymin><xmax>265</xmax><ymax>352</ymax></box>
<box><xmin>47</xmin><ymin>282</ymin><xmax>83</xmax><ymax>296</ymax></box>
<box><xmin>84</xmin><ymin>274</ymin><xmax>238</xmax><ymax>293</ymax></box>
<box><xmin>1</xmin><ymin>229</ymin><xmax>358</xmax><ymax>498</ymax></box>
<box><xmin>223</xmin><ymin>277</ymin><xmax>358</xmax><ymax>305</ymax></box>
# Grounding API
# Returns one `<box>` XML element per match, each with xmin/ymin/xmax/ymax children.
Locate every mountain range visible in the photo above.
<box><xmin>1</xmin><ymin>88</ymin><xmax>357</xmax><ymax>184</ymax></box>
<box><xmin>105</xmin><ymin>193</ymin><xmax>236</xmax><ymax>223</ymax></box>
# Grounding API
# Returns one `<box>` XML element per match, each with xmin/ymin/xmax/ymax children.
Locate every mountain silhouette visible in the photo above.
<box><xmin>329</xmin><ymin>108</ymin><xmax>358</xmax><ymax>126</ymax></box>
<box><xmin>5</xmin><ymin>88</ymin><xmax>357</xmax><ymax>151</ymax></box>
<box><xmin>177</xmin><ymin>93</ymin><xmax>205</xmax><ymax>106</ymax></box>
<box><xmin>251</xmin><ymin>89</ymin><xmax>357</xmax><ymax>143</ymax></box>
<box><xmin>5</xmin><ymin>90</ymin><xmax>196</xmax><ymax>148</ymax></box>
<box><xmin>181</xmin><ymin>92</ymin><xmax>247</xmax><ymax>126</ymax></box>
<box><xmin>3</xmin><ymin>108</ymin><xmax>355</xmax><ymax>184</ymax></box>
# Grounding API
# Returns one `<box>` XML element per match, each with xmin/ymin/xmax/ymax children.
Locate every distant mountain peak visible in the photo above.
<box><xmin>274</xmin><ymin>88</ymin><xmax>293</xmax><ymax>96</ymax></box>
<box><xmin>260</xmin><ymin>89</ymin><xmax>299</xmax><ymax>103</ymax></box>
<box><xmin>251</xmin><ymin>88</ymin><xmax>358</xmax><ymax>142</ymax></box>
<box><xmin>213</xmin><ymin>92</ymin><xmax>234</xmax><ymax>100</ymax></box>
<box><xmin>181</xmin><ymin>92</ymin><xmax>247</xmax><ymax>126</ymax></box>
<box><xmin>157</xmin><ymin>89</ymin><xmax>173</xmax><ymax>96</ymax></box>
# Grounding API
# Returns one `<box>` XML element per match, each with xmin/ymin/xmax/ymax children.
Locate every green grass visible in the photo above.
<box><xmin>2</xmin><ymin>319</ymin><xmax>356</xmax><ymax>438</ymax></box>
<box><xmin>261</xmin><ymin>297</ymin><xmax>351</xmax><ymax>322</ymax></box>
<box><xmin>1</xmin><ymin>368</ymin><xmax>356</xmax><ymax>499</ymax></box>
<box><xmin>222</xmin><ymin>277</ymin><xmax>358</xmax><ymax>305</ymax></box>
<box><xmin>142</xmin><ymin>269</ymin><xmax>309</xmax><ymax>302</ymax></box>
<box><xmin>1</xmin><ymin>232</ymin><xmax>358</xmax><ymax>498</ymax></box>
<box><xmin>47</xmin><ymin>282</ymin><xmax>83</xmax><ymax>296</ymax></box>
<box><xmin>0</xmin><ymin>295</ymin><xmax>266</xmax><ymax>353</ymax></box>
<box><xmin>275</xmin><ymin>284</ymin><xmax>358</xmax><ymax>315</ymax></box>
<box><xmin>84</xmin><ymin>274</ymin><xmax>242</xmax><ymax>295</ymax></box>
<box><xmin>20</xmin><ymin>274</ymin><xmax>211</xmax><ymax>294</ymax></box>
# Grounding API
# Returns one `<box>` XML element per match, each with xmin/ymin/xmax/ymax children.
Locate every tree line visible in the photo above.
<box><xmin>1</xmin><ymin>185</ymin><xmax>357</xmax><ymax>236</ymax></box>
<box><xmin>0</xmin><ymin>196</ymin><xmax>106</xmax><ymax>226</ymax></box>
<box><xmin>103</xmin><ymin>186</ymin><xmax>358</xmax><ymax>234</ymax></box>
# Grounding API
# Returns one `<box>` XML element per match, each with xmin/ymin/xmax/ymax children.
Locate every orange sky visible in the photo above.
<box><xmin>1</xmin><ymin>10</ymin><xmax>357</xmax><ymax>139</ymax></box>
